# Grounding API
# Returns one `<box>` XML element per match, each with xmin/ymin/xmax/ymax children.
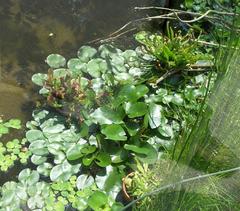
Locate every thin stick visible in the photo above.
<box><xmin>123</xmin><ymin>166</ymin><xmax>240</xmax><ymax>210</ymax></box>
<box><xmin>155</xmin><ymin>69</ymin><xmax>180</xmax><ymax>85</ymax></box>
<box><xmin>88</xmin><ymin>14</ymin><xmax>176</xmax><ymax>44</ymax></box>
<box><xmin>134</xmin><ymin>6</ymin><xmax>237</xmax><ymax>16</ymax></box>
<box><xmin>99</xmin><ymin>28</ymin><xmax>137</xmax><ymax>44</ymax></box>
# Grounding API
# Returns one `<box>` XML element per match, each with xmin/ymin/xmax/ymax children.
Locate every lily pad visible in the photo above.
<box><xmin>76</xmin><ymin>174</ymin><xmax>94</xmax><ymax>190</ymax></box>
<box><xmin>18</xmin><ymin>169</ymin><xmax>40</xmax><ymax>186</ymax></box>
<box><xmin>77</xmin><ymin>46</ymin><xmax>97</xmax><ymax>62</ymax></box>
<box><xmin>31</xmin><ymin>73</ymin><xmax>47</xmax><ymax>86</ymax></box>
<box><xmin>46</xmin><ymin>54</ymin><xmax>66</xmax><ymax>68</ymax></box>
<box><xmin>87</xmin><ymin>58</ymin><xmax>108</xmax><ymax>78</ymax></box>
<box><xmin>29</xmin><ymin>140</ymin><xmax>48</xmax><ymax>156</ymax></box>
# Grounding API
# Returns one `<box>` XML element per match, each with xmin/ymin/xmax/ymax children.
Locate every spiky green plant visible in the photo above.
<box><xmin>123</xmin><ymin>14</ymin><xmax>240</xmax><ymax>211</ymax></box>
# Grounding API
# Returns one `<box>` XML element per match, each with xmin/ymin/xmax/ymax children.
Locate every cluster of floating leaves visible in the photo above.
<box><xmin>0</xmin><ymin>119</ymin><xmax>31</xmax><ymax>172</ymax></box>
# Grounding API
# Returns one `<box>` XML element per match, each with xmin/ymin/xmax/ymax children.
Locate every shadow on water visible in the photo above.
<box><xmin>0</xmin><ymin>0</ymin><xmax>166</xmax><ymax>187</ymax></box>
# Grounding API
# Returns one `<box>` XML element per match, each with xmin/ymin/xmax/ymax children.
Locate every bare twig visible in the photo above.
<box><xmin>88</xmin><ymin>14</ymin><xmax>176</xmax><ymax>44</ymax></box>
<box><xmin>87</xmin><ymin>7</ymin><xmax>238</xmax><ymax>44</ymax></box>
<box><xmin>87</xmin><ymin>28</ymin><xmax>137</xmax><ymax>44</ymax></box>
<box><xmin>155</xmin><ymin>69</ymin><xmax>180</xmax><ymax>85</ymax></box>
<box><xmin>134</xmin><ymin>6</ymin><xmax>237</xmax><ymax>16</ymax></box>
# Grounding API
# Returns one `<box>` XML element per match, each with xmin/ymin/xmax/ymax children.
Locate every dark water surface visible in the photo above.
<box><xmin>0</xmin><ymin>0</ymin><xmax>165</xmax><ymax>186</ymax></box>
<box><xmin>0</xmin><ymin>0</ymin><xmax>164</xmax><ymax>122</ymax></box>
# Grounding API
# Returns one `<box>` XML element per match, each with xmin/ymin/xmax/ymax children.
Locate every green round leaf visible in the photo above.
<box><xmin>29</xmin><ymin>140</ymin><xmax>48</xmax><ymax>156</ymax></box>
<box><xmin>18</xmin><ymin>169</ymin><xmax>40</xmax><ymax>185</ymax></box>
<box><xmin>124</xmin><ymin>143</ymin><xmax>158</xmax><ymax>164</ymax></box>
<box><xmin>148</xmin><ymin>104</ymin><xmax>163</xmax><ymax>129</ymax></box>
<box><xmin>31</xmin><ymin>155</ymin><xmax>47</xmax><ymax>165</ymax></box>
<box><xmin>77</xmin><ymin>46</ymin><xmax>97</xmax><ymax>62</ymax></box>
<box><xmin>125</xmin><ymin>102</ymin><xmax>148</xmax><ymax>118</ymax></box>
<box><xmin>101</xmin><ymin>125</ymin><xmax>127</xmax><ymax>141</ymax></box>
<box><xmin>37</xmin><ymin>163</ymin><xmax>53</xmax><ymax>177</ymax></box>
<box><xmin>66</xmin><ymin>144</ymin><xmax>84</xmax><ymax>161</ymax></box>
<box><xmin>87</xmin><ymin>58</ymin><xmax>107</xmax><ymax>78</ymax></box>
<box><xmin>26</xmin><ymin>130</ymin><xmax>45</xmax><ymax>143</ymax></box>
<box><xmin>46</xmin><ymin>54</ymin><xmax>66</xmax><ymax>68</ymax></box>
<box><xmin>53</xmin><ymin>68</ymin><xmax>68</xmax><ymax>79</ymax></box>
<box><xmin>87</xmin><ymin>191</ymin><xmax>108</xmax><ymax>210</ymax></box>
<box><xmin>95</xmin><ymin>152</ymin><xmax>112</xmax><ymax>167</ymax></box>
<box><xmin>67</xmin><ymin>58</ymin><xmax>86</xmax><ymax>75</ymax></box>
<box><xmin>91</xmin><ymin>107</ymin><xmax>125</xmax><ymax>125</ymax></box>
<box><xmin>31</xmin><ymin>73</ymin><xmax>47</xmax><ymax>86</ymax></box>
<box><xmin>76</xmin><ymin>174</ymin><xmax>94</xmax><ymax>190</ymax></box>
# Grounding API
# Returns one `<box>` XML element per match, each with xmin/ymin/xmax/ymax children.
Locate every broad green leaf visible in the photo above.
<box><xmin>29</xmin><ymin>140</ymin><xmax>48</xmax><ymax>156</ymax></box>
<box><xmin>124</xmin><ymin>142</ymin><xmax>158</xmax><ymax>164</ymax></box>
<box><xmin>87</xmin><ymin>191</ymin><xmax>108</xmax><ymax>210</ymax></box>
<box><xmin>92</xmin><ymin>78</ymin><xmax>104</xmax><ymax>93</ymax></box>
<box><xmin>80</xmin><ymin>77</ymin><xmax>89</xmax><ymax>89</ymax></box>
<box><xmin>117</xmin><ymin>84</ymin><xmax>149</xmax><ymax>104</ymax></box>
<box><xmin>26</xmin><ymin>130</ymin><xmax>45</xmax><ymax>143</ymax></box>
<box><xmin>32</xmin><ymin>109</ymin><xmax>49</xmax><ymax>122</ymax></box>
<box><xmin>46</xmin><ymin>54</ymin><xmax>66</xmax><ymax>68</ymax></box>
<box><xmin>67</xmin><ymin>58</ymin><xmax>86</xmax><ymax>75</ymax></box>
<box><xmin>66</xmin><ymin>144</ymin><xmax>84</xmax><ymax>160</ymax></box>
<box><xmin>95</xmin><ymin>152</ymin><xmax>111</xmax><ymax>167</ymax></box>
<box><xmin>50</xmin><ymin>160</ymin><xmax>79</xmax><ymax>182</ymax></box>
<box><xmin>91</xmin><ymin>107</ymin><xmax>124</xmax><ymax>125</ymax></box>
<box><xmin>99</xmin><ymin>44</ymin><xmax>121</xmax><ymax>59</ymax></box>
<box><xmin>77</xmin><ymin>46</ymin><xmax>97</xmax><ymax>62</ymax></box>
<box><xmin>110</xmin><ymin>149</ymin><xmax>128</xmax><ymax>163</ymax></box>
<box><xmin>129</xmin><ymin>67</ymin><xmax>143</xmax><ymax>77</ymax></box>
<box><xmin>27</xmin><ymin>195</ymin><xmax>44</xmax><ymax>209</ymax></box>
<box><xmin>111</xmin><ymin>202</ymin><xmax>124</xmax><ymax>211</ymax></box>
<box><xmin>54</xmin><ymin>151</ymin><xmax>66</xmax><ymax>164</ymax></box>
<box><xmin>185</xmin><ymin>0</ymin><xmax>193</xmax><ymax>8</ymax></box>
<box><xmin>43</xmin><ymin>124</ymin><xmax>65</xmax><ymax>134</ymax></box>
<box><xmin>37</xmin><ymin>163</ymin><xmax>53</xmax><ymax>177</ymax></box>
<box><xmin>31</xmin><ymin>155</ymin><xmax>47</xmax><ymax>165</ymax></box>
<box><xmin>82</xmin><ymin>154</ymin><xmax>95</xmax><ymax>166</ymax></box>
<box><xmin>18</xmin><ymin>169</ymin><xmax>40</xmax><ymax>185</ymax></box>
<box><xmin>148</xmin><ymin>104</ymin><xmax>163</xmax><ymax>129</ymax></box>
<box><xmin>81</xmin><ymin>145</ymin><xmax>97</xmax><ymax>155</ymax></box>
<box><xmin>125</xmin><ymin>102</ymin><xmax>148</xmax><ymax>118</ymax></box>
<box><xmin>158</xmin><ymin>124</ymin><xmax>174</xmax><ymax>138</ymax></box>
<box><xmin>16</xmin><ymin>183</ymin><xmax>28</xmax><ymax>201</ymax></box>
<box><xmin>125</xmin><ymin>121</ymin><xmax>140</xmax><ymax>136</ymax></box>
<box><xmin>101</xmin><ymin>125</ymin><xmax>127</xmax><ymax>141</ymax></box>
<box><xmin>87</xmin><ymin>58</ymin><xmax>108</xmax><ymax>78</ymax></box>
<box><xmin>76</xmin><ymin>174</ymin><xmax>94</xmax><ymax>190</ymax></box>
<box><xmin>95</xmin><ymin>166</ymin><xmax>123</xmax><ymax>199</ymax></box>
<box><xmin>31</xmin><ymin>73</ymin><xmax>47</xmax><ymax>86</ymax></box>
<box><xmin>114</xmin><ymin>73</ymin><xmax>134</xmax><ymax>82</ymax></box>
<box><xmin>53</xmin><ymin>68</ymin><xmax>68</xmax><ymax>78</ymax></box>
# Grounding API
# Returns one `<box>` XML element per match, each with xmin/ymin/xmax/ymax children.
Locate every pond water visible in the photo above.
<box><xmin>0</xmin><ymin>0</ymin><xmax>166</xmax><ymax>187</ymax></box>
<box><xmin>0</xmin><ymin>0</ymin><xmax>165</xmax><ymax>122</ymax></box>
